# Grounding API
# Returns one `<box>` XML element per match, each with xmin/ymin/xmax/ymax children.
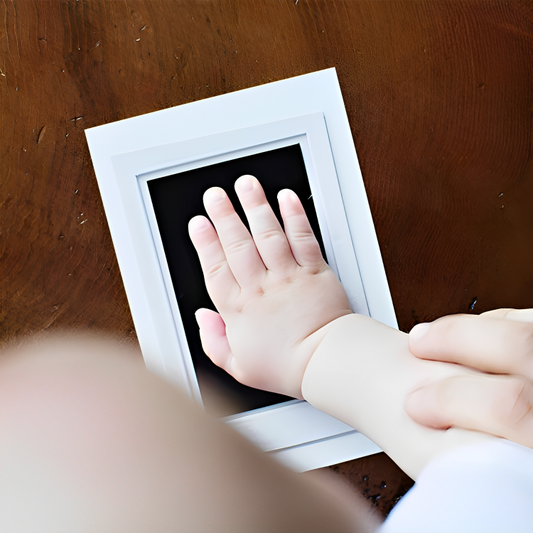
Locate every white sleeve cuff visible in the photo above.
<box><xmin>380</xmin><ymin>439</ymin><xmax>533</xmax><ymax>533</ymax></box>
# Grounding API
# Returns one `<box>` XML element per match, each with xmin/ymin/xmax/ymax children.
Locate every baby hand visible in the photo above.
<box><xmin>407</xmin><ymin>309</ymin><xmax>533</xmax><ymax>448</ymax></box>
<box><xmin>188</xmin><ymin>175</ymin><xmax>352</xmax><ymax>399</ymax></box>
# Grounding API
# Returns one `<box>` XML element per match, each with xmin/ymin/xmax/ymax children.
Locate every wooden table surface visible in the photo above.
<box><xmin>1</xmin><ymin>0</ymin><xmax>531</xmax><ymax>518</ymax></box>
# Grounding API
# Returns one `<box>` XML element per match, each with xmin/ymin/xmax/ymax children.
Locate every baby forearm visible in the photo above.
<box><xmin>301</xmin><ymin>314</ymin><xmax>493</xmax><ymax>479</ymax></box>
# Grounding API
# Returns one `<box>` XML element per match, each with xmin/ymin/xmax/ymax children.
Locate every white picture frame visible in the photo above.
<box><xmin>86</xmin><ymin>68</ymin><xmax>396</xmax><ymax>471</ymax></box>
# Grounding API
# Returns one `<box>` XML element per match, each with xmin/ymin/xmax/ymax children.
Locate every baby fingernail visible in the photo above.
<box><xmin>189</xmin><ymin>216</ymin><xmax>210</xmax><ymax>232</ymax></box>
<box><xmin>204</xmin><ymin>187</ymin><xmax>226</xmax><ymax>203</ymax></box>
<box><xmin>278</xmin><ymin>189</ymin><xmax>298</xmax><ymax>203</ymax></box>
<box><xmin>236</xmin><ymin>175</ymin><xmax>255</xmax><ymax>192</ymax></box>
<box><xmin>410</xmin><ymin>322</ymin><xmax>431</xmax><ymax>342</ymax></box>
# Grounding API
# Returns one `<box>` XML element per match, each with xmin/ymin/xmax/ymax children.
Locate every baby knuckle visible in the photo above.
<box><xmin>290</xmin><ymin>229</ymin><xmax>316</xmax><ymax>242</ymax></box>
<box><xmin>257</xmin><ymin>228</ymin><xmax>285</xmax><ymax>243</ymax></box>
<box><xmin>205</xmin><ymin>260</ymin><xmax>227</xmax><ymax>278</ymax></box>
<box><xmin>225</xmin><ymin>239</ymin><xmax>253</xmax><ymax>255</ymax></box>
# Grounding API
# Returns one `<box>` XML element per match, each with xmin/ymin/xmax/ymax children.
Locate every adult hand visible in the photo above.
<box><xmin>188</xmin><ymin>175</ymin><xmax>352</xmax><ymax>399</ymax></box>
<box><xmin>406</xmin><ymin>309</ymin><xmax>533</xmax><ymax>448</ymax></box>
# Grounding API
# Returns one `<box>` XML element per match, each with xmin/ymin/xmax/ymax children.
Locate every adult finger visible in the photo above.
<box><xmin>482</xmin><ymin>308</ymin><xmax>533</xmax><ymax>323</ymax></box>
<box><xmin>188</xmin><ymin>215</ymin><xmax>240</xmax><ymax>307</ymax></box>
<box><xmin>278</xmin><ymin>189</ymin><xmax>325</xmax><ymax>269</ymax></box>
<box><xmin>409</xmin><ymin>314</ymin><xmax>533</xmax><ymax>379</ymax></box>
<box><xmin>202</xmin><ymin>187</ymin><xmax>265</xmax><ymax>289</ymax></box>
<box><xmin>405</xmin><ymin>374</ymin><xmax>533</xmax><ymax>449</ymax></box>
<box><xmin>234</xmin><ymin>175</ymin><xmax>296</xmax><ymax>272</ymax></box>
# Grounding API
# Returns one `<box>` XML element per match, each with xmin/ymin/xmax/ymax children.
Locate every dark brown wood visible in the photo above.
<box><xmin>1</xmin><ymin>0</ymin><xmax>531</xmax><ymax>518</ymax></box>
<box><xmin>327</xmin><ymin>453</ymin><xmax>414</xmax><ymax>517</ymax></box>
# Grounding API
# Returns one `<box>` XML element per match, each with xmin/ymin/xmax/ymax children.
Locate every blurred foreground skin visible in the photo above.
<box><xmin>0</xmin><ymin>334</ymin><xmax>380</xmax><ymax>533</ymax></box>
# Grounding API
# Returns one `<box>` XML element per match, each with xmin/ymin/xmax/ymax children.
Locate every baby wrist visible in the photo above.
<box><xmin>298</xmin><ymin>313</ymin><xmax>356</xmax><ymax>400</ymax></box>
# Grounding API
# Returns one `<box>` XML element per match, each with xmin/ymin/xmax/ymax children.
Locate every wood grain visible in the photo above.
<box><xmin>1</xmin><ymin>0</ymin><xmax>531</xmax><ymax>518</ymax></box>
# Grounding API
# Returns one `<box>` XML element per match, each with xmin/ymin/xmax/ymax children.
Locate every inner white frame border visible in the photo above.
<box><xmin>113</xmin><ymin>113</ymin><xmax>369</xmax><ymax>405</ymax></box>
